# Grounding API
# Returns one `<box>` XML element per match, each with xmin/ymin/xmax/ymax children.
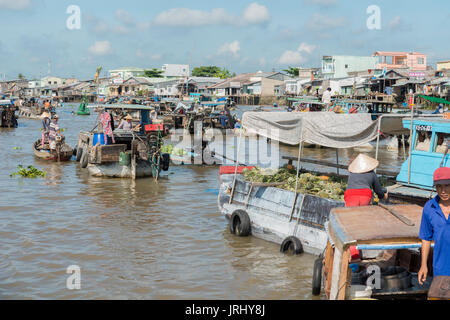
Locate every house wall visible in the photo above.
<box><xmin>261</xmin><ymin>78</ymin><xmax>284</xmax><ymax>96</ymax></box>
<box><xmin>437</xmin><ymin>61</ymin><xmax>450</xmax><ymax>71</ymax></box>
<box><xmin>374</xmin><ymin>52</ymin><xmax>427</xmax><ymax>71</ymax></box>
<box><xmin>322</xmin><ymin>56</ymin><xmax>377</xmax><ymax>79</ymax></box>
<box><xmin>162</xmin><ymin>64</ymin><xmax>190</xmax><ymax>77</ymax></box>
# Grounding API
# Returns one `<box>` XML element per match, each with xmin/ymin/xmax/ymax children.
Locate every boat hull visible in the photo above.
<box><xmin>218</xmin><ymin>174</ymin><xmax>345</xmax><ymax>255</ymax></box>
<box><xmin>33</xmin><ymin>140</ymin><xmax>73</xmax><ymax>162</ymax></box>
<box><xmin>87</xmin><ymin>161</ymin><xmax>154</xmax><ymax>178</ymax></box>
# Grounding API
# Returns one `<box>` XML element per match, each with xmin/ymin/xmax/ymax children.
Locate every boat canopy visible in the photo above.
<box><xmin>0</xmin><ymin>100</ymin><xmax>12</xmax><ymax>105</ymax></box>
<box><xmin>242</xmin><ymin>111</ymin><xmax>379</xmax><ymax>148</ymax></box>
<box><xmin>418</xmin><ymin>94</ymin><xmax>450</xmax><ymax>105</ymax></box>
<box><xmin>87</xmin><ymin>104</ymin><xmax>155</xmax><ymax>111</ymax></box>
<box><xmin>327</xmin><ymin>205</ymin><xmax>423</xmax><ymax>251</ymax></box>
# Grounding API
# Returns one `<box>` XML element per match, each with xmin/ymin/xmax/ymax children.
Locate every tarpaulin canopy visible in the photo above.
<box><xmin>242</xmin><ymin>112</ymin><xmax>380</xmax><ymax>148</ymax></box>
<box><xmin>418</xmin><ymin>94</ymin><xmax>450</xmax><ymax>105</ymax></box>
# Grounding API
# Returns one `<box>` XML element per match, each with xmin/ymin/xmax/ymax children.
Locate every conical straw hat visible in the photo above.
<box><xmin>348</xmin><ymin>154</ymin><xmax>379</xmax><ymax>174</ymax></box>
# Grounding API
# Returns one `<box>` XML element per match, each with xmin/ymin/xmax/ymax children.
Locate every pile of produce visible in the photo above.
<box><xmin>242</xmin><ymin>166</ymin><xmax>347</xmax><ymax>201</ymax></box>
<box><xmin>10</xmin><ymin>165</ymin><xmax>47</xmax><ymax>178</ymax></box>
<box><xmin>160</xmin><ymin>144</ymin><xmax>187</xmax><ymax>157</ymax></box>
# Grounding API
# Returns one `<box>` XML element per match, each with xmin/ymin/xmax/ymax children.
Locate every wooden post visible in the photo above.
<box><xmin>229</xmin><ymin>126</ymin><xmax>244</xmax><ymax>204</ymax></box>
<box><xmin>337</xmin><ymin>248</ymin><xmax>351</xmax><ymax>300</ymax></box>
<box><xmin>335</xmin><ymin>148</ymin><xmax>339</xmax><ymax>175</ymax></box>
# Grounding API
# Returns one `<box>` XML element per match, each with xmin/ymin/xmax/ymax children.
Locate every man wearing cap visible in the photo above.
<box><xmin>344</xmin><ymin>153</ymin><xmax>388</xmax><ymax>207</ymax></box>
<box><xmin>418</xmin><ymin>167</ymin><xmax>450</xmax><ymax>284</ymax></box>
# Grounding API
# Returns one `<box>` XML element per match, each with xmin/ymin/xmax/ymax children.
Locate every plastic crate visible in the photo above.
<box><xmin>219</xmin><ymin>166</ymin><xmax>255</xmax><ymax>175</ymax></box>
<box><xmin>145</xmin><ymin>124</ymin><xmax>164</xmax><ymax>132</ymax></box>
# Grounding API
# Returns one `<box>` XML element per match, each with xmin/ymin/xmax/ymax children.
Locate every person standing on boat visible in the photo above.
<box><xmin>344</xmin><ymin>154</ymin><xmax>387</xmax><ymax>207</ymax></box>
<box><xmin>117</xmin><ymin>114</ymin><xmax>140</xmax><ymax>132</ymax></box>
<box><xmin>48</xmin><ymin>115</ymin><xmax>61</xmax><ymax>151</ymax></box>
<box><xmin>100</xmin><ymin>109</ymin><xmax>115</xmax><ymax>144</ymax></box>
<box><xmin>322</xmin><ymin>87</ymin><xmax>332</xmax><ymax>109</ymax></box>
<box><xmin>418</xmin><ymin>167</ymin><xmax>450</xmax><ymax>284</ymax></box>
<box><xmin>40</xmin><ymin>112</ymin><xmax>51</xmax><ymax>148</ymax></box>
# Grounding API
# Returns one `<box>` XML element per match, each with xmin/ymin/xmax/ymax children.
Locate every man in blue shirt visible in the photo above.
<box><xmin>418</xmin><ymin>167</ymin><xmax>450</xmax><ymax>284</ymax></box>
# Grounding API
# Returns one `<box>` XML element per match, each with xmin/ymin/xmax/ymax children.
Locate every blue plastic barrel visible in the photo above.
<box><xmin>93</xmin><ymin>133</ymin><xmax>110</xmax><ymax>146</ymax></box>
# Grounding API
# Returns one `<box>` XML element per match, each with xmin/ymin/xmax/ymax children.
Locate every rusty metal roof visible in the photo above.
<box><xmin>328</xmin><ymin>204</ymin><xmax>423</xmax><ymax>250</ymax></box>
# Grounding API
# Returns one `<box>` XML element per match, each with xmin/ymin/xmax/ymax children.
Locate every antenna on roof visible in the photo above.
<box><xmin>48</xmin><ymin>59</ymin><xmax>51</xmax><ymax>76</ymax></box>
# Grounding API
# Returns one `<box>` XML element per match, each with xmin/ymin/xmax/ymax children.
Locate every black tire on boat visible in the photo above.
<box><xmin>80</xmin><ymin>148</ymin><xmax>88</xmax><ymax>168</ymax></box>
<box><xmin>280</xmin><ymin>236</ymin><xmax>304</xmax><ymax>255</ymax></box>
<box><xmin>312</xmin><ymin>257</ymin><xmax>324</xmax><ymax>296</ymax></box>
<box><xmin>229</xmin><ymin>210</ymin><xmax>251</xmax><ymax>237</ymax></box>
<box><xmin>76</xmin><ymin>144</ymin><xmax>83</xmax><ymax>162</ymax></box>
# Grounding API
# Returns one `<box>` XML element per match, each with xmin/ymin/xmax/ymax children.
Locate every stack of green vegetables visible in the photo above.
<box><xmin>10</xmin><ymin>165</ymin><xmax>47</xmax><ymax>178</ymax></box>
<box><xmin>242</xmin><ymin>167</ymin><xmax>347</xmax><ymax>201</ymax></box>
<box><xmin>160</xmin><ymin>144</ymin><xmax>187</xmax><ymax>157</ymax></box>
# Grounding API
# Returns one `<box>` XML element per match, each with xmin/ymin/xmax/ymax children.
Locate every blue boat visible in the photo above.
<box><xmin>389</xmin><ymin>116</ymin><xmax>448</xmax><ymax>205</ymax></box>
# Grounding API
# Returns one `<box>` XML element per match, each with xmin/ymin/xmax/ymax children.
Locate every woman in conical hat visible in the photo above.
<box><xmin>344</xmin><ymin>153</ymin><xmax>388</xmax><ymax>207</ymax></box>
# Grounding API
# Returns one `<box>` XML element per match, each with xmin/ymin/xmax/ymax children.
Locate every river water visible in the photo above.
<box><xmin>0</xmin><ymin>105</ymin><xmax>405</xmax><ymax>300</ymax></box>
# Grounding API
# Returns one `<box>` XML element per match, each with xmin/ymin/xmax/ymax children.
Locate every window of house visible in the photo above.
<box><xmin>417</xmin><ymin>58</ymin><xmax>425</xmax><ymax>65</ymax></box>
<box><xmin>434</xmin><ymin>133</ymin><xmax>449</xmax><ymax>154</ymax></box>
<box><xmin>345</xmin><ymin>64</ymin><xmax>349</xmax><ymax>69</ymax></box>
<box><xmin>415</xmin><ymin>130</ymin><xmax>432</xmax><ymax>152</ymax></box>
<box><xmin>386</xmin><ymin>56</ymin><xmax>393</xmax><ymax>64</ymax></box>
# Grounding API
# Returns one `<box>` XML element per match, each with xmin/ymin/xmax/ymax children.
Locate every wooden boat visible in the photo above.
<box><xmin>33</xmin><ymin>139</ymin><xmax>73</xmax><ymax>161</ymax></box>
<box><xmin>318</xmin><ymin>204</ymin><xmax>432</xmax><ymax>300</ymax></box>
<box><xmin>218</xmin><ymin>170</ymin><xmax>344</xmax><ymax>255</ymax></box>
<box><xmin>75</xmin><ymin>104</ymin><xmax>170</xmax><ymax>179</ymax></box>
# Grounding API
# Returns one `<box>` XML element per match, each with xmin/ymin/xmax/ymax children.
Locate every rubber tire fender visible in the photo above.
<box><xmin>280</xmin><ymin>236</ymin><xmax>304</xmax><ymax>255</ymax></box>
<box><xmin>229</xmin><ymin>210</ymin><xmax>251</xmax><ymax>237</ymax></box>
<box><xmin>80</xmin><ymin>147</ymin><xmax>88</xmax><ymax>168</ymax></box>
<box><xmin>161</xmin><ymin>153</ymin><xmax>170</xmax><ymax>171</ymax></box>
<box><xmin>312</xmin><ymin>257</ymin><xmax>324</xmax><ymax>296</ymax></box>
<box><xmin>76</xmin><ymin>144</ymin><xmax>83</xmax><ymax>162</ymax></box>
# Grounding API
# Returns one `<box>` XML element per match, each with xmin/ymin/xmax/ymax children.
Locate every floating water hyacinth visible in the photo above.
<box><xmin>10</xmin><ymin>165</ymin><xmax>47</xmax><ymax>178</ymax></box>
<box><xmin>13</xmin><ymin>147</ymin><xmax>22</xmax><ymax>150</ymax></box>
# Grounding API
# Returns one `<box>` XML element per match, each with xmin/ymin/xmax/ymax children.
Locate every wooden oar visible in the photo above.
<box><xmin>378</xmin><ymin>203</ymin><xmax>415</xmax><ymax>226</ymax></box>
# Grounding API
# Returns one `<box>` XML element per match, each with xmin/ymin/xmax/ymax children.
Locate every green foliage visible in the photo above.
<box><xmin>192</xmin><ymin>66</ymin><xmax>233</xmax><ymax>79</ymax></box>
<box><xmin>13</xmin><ymin>147</ymin><xmax>22</xmax><ymax>150</ymax></box>
<box><xmin>161</xmin><ymin>144</ymin><xmax>187</xmax><ymax>156</ymax></box>
<box><xmin>144</xmin><ymin>68</ymin><xmax>164</xmax><ymax>78</ymax></box>
<box><xmin>242</xmin><ymin>167</ymin><xmax>347</xmax><ymax>201</ymax></box>
<box><xmin>10</xmin><ymin>165</ymin><xmax>47</xmax><ymax>178</ymax></box>
<box><xmin>18</xmin><ymin>73</ymin><xmax>25</xmax><ymax>80</ymax></box>
<box><xmin>282</xmin><ymin>67</ymin><xmax>299</xmax><ymax>78</ymax></box>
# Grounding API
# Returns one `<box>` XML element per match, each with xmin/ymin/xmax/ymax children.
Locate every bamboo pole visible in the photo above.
<box><xmin>407</xmin><ymin>94</ymin><xmax>415</xmax><ymax>184</ymax></box>
<box><xmin>229</xmin><ymin>127</ymin><xmax>244</xmax><ymax>204</ymax></box>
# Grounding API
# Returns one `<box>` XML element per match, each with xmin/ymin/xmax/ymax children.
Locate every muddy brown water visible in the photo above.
<box><xmin>0</xmin><ymin>105</ymin><xmax>405</xmax><ymax>299</ymax></box>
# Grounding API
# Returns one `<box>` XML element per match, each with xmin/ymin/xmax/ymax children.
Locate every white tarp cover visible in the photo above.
<box><xmin>242</xmin><ymin>112</ymin><xmax>379</xmax><ymax>148</ymax></box>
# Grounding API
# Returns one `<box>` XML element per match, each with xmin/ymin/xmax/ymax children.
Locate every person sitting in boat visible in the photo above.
<box><xmin>344</xmin><ymin>154</ymin><xmax>387</xmax><ymax>207</ymax></box>
<box><xmin>48</xmin><ymin>115</ymin><xmax>61</xmax><ymax>152</ymax></box>
<box><xmin>117</xmin><ymin>114</ymin><xmax>141</xmax><ymax>132</ymax></box>
<box><xmin>40</xmin><ymin>112</ymin><xmax>51</xmax><ymax>148</ymax></box>
<box><xmin>436</xmin><ymin>133</ymin><xmax>448</xmax><ymax>154</ymax></box>
<box><xmin>416</xmin><ymin>132</ymin><xmax>431</xmax><ymax>152</ymax></box>
<box><xmin>218</xmin><ymin>111</ymin><xmax>228</xmax><ymax>129</ymax></box>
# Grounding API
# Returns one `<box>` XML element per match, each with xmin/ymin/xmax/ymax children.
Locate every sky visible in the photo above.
<box><xmin>0</xmin><ymin>0</ymin><xmax>449</xmax><ymax>80</ymax></box>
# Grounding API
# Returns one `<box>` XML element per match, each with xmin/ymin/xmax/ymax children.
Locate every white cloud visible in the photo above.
<box><xmin>243</xmin><ymin>2</ymin><xmax>270</xmax><ymax>24</ymax></box>
<box><xmin>0</xmin><ymin>0</ymin><xmax>32</xmax><ymax>10</ymax></box>
<box><xmin>217</xmin><ymin>41</ymin><xmax>240</xmax><ymax>58</ymax></box>
<box><xmin>115</xmin><ymin>9</ymin><xmax>134</xmax><ymax>25</ymax></box>
<box><xmin>306</xmin><ymin>13</ymin><xmax>347</xmax><ymax>32</ymax></box>
<box><xmin>88</xmin><ymin>41</ymin><xmax>112</xmax><ymax>56</ymax></box>
<box><xmin>388</xmin><ymin>16</ymin><xmax>402</xmax><ymax>30</ymax></box>
<box><xmin>298</xmin><ymin>42</ymin><xmax>316</xmax><ymax>54</ymax></box>
<box><xmin>154</xmin><ymin>3</ymin><xmax>270</xmax><ymax>27</ymax></box>
<box><xmin>304</xmin><ymin>0</ymin><xmax>337</xmax><ymax>5</ymax></box>
<box><xmin>278</xmin><ymin>42</ymin><xmax>316</xmax><ymax>65</ymax></box>
<box><xmin>154</xmin><ymin>8</ymin><xmax>235</xmax><ymax>27</ymax></box>
<box><xmin>278</xmin><ymin>50</ymin><xmax>306</xmax><ymax>65</ymax></box>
